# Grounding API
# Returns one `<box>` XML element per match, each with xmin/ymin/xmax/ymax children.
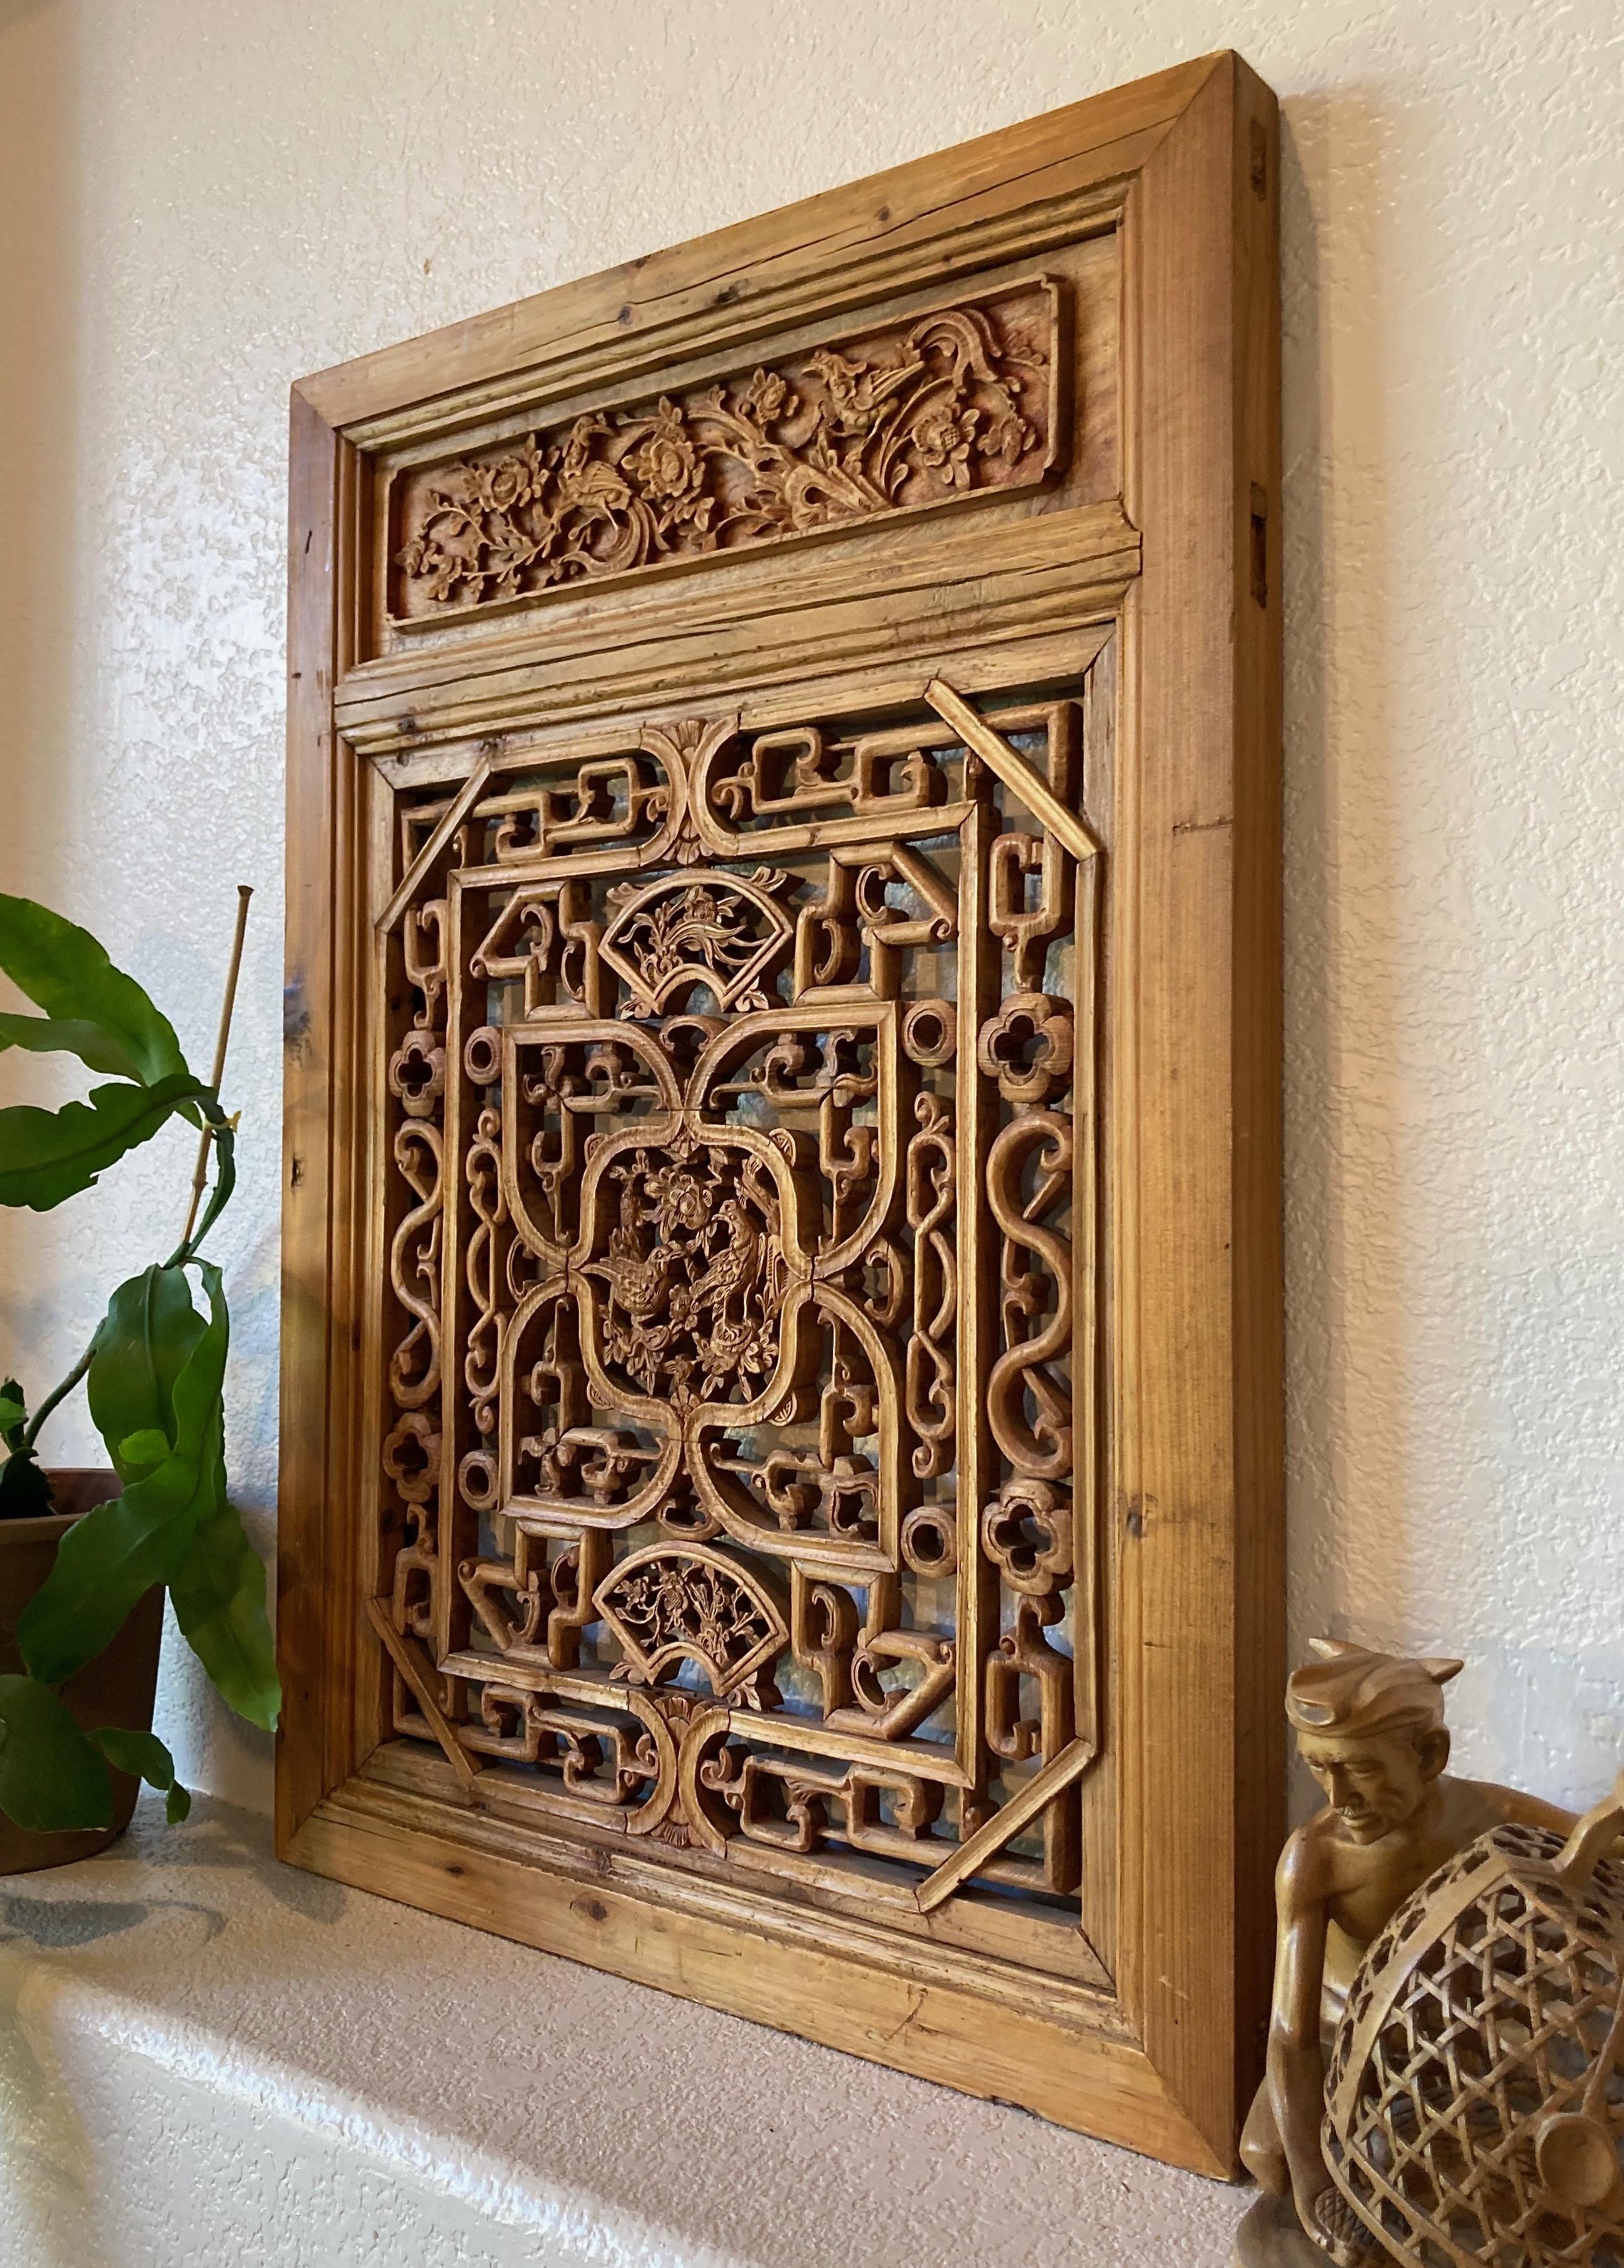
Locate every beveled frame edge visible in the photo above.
<box><xmin>277</xmin><ymin>49</ymin><xmax>1283</xmax><ymax>2180</ymax></box>
<box><xmin>1111</xmin><ymin>48</ymin><xmax>1284</xmax><ymax>2168</ymax></box>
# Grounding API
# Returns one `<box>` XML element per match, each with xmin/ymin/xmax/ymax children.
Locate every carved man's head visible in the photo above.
<box><xmin>1287</xmin><ymin>1639</ymin><xmax>1464</xmax><ymax>1843</ymax></box>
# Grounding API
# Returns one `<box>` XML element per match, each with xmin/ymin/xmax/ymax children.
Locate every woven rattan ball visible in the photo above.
<box><xmin>1322</xmin><ymin>1812</ymin><xmax>1624</xmax><ymax>2267</ymax></box>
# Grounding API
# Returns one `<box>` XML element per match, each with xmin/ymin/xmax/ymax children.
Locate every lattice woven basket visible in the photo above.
<box><xmin>1323</xmin><ymin>1789</ymin><xmax>1624</xmax><ymax>2268</ymax></box>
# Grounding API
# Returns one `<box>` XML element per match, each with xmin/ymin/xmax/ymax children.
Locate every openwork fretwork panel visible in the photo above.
<box><xmin>374</xmin><ymin>671</ymin><xmax>1106</xmax><ymax>1960</ymax></box>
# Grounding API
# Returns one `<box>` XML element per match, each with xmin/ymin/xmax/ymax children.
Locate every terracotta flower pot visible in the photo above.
<box><xmin>0</xmin><ymin>1467</ymin><xmax>165</xmax><ymax>1876</ymax></box>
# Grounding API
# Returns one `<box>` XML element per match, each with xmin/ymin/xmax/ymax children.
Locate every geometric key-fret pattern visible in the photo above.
<box><xmin>377</xmin><ymin>676</ymin><xmax>1104</xmax><ymax>1947</ymax></box>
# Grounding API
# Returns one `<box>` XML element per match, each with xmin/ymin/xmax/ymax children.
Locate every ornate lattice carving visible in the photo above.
<box><xmin>388</xmin><ymin>280</ymin><xmax>1060</xmax><ymax>621</ymax></box>
<box><xmin>373</xmin><ymin>671</ymin><xmax>1104</xmax><ymax>1952</ymax></box>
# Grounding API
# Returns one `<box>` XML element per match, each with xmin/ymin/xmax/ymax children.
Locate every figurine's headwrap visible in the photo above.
<box><xmin>1286</xmin><ymin>1639</ymin><xmax>1463</xmax><ymax>1738</ymax></box>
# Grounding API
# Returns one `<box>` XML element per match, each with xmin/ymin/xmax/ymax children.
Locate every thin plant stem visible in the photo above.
<box><xmin>18</xmin><ymin>1344</ymin><xmax>95</xmax><ymax>1453</ymax></box>
<box><xmin>181</xmin><ymin>884</ymin><xmax>252</xmax><ymax>1246</ymax></box>
<box><xmin>20</xmin><ymin>1104</ymin><xmax>231</xmax><ymax>1456</ymax></box>
<box><xmin>20</xmin><ymin>1107</ymin><xmax>234</xmax><ymax>1459</ymax></box>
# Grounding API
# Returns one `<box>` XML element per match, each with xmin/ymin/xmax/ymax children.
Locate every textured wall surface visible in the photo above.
<box><xmin>0</xmin><ymin>0</ymin><xmax>1620</xmax><ymax>2215</ymax></box>
<box><xmin>0</xmin><ymin>1798</ymin><xmax>1252</xmax><ymax>2267</ymax></box>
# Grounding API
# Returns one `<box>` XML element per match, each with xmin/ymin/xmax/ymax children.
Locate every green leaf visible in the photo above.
<box><xmin>117</xmin><ymin>1429</ymin><xmax>172</xmax><ymax>1474</ymax></box>
<box><xmin>90</xmin><ymin>1724</ymin><xmax>189</xmax><ymax>1822</ymax></box>
<box><xmin>89</xmin><ymin>1724</ymin><xmax>173</xmax><ymax>1782</ymax></box>
<box><xmin>0</xmin><ymin>1070</ymin><xmax>207</xmax><ymax>1211</ymax></box>
<box><xmin>170</xmin><ymin>1496</ymin><xmax>281</xmax><ymax>1731</ymax></box>
<box><xmin>0</xmin><ymin>1674</ymin><xmax>112</xmax><ymax>1831</ymax></box>
<box><xmin>0</xmin><ymin>1012</ymin><xmax>145</xmax><ymax>1083</ymax></box>
<box><xmin>0</xmin><ymin>897</ymin><xmax>190</xmax><ymax>1089</ymax></box>
<box><xmin>0</xmin><ymin>1447</ymin><xmax>54</xmax><ymax>1520</ymax></box>
<box><xmin>0</xmin><ymin>1385</ymin><xmax>24</xmax><ymax>1439</ymax></box>
<box><xmin>86</xmin><ymin>1265</ymin><xmax>206</xmax><ymax>1483</ymax></box>
<box><xmin>18</xmin><ymin>1264</ymin><xmax>229</xmax><ymax>1684</ymax></box>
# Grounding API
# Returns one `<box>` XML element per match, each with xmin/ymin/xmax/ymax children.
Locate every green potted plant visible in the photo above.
<box><xmin>0</xmin><ymin>892</ymin><xmax>279</xmax><ymax>1870</ymax></box>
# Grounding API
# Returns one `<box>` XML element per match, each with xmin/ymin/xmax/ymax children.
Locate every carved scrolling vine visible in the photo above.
<box><xmin>388</xmin><ymin>278</ymin><xmax>1062</xmax><ymax>621</ymax></box>
<box><xmin>375</xmin><ymin>678</ymin><xmax>1101</xmax><ymax>1934</ymax></box>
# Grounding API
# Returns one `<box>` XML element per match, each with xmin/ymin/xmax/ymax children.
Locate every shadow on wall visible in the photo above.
<box><xmin>0</xmin><ymin>0</ymin><xmax>79</xmax><ymax>891</ymax></box>
<box><xmin>0</xmin><ymin>1799</ymin><xmax>345</xmax><ymax>2268</ymax></box>
<box><xmin>1276</xmin><ymin>90</ymin><xmax>1410</xmax><ymax>1821</ymax></box>
<box><xmin>0</xmin><ymin>0</ymin><xmax>81</xmax><ymax>1377</ymax></box>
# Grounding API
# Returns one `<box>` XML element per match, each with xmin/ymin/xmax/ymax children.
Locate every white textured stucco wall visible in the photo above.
<box><xmin>1</xmin><ymin>0</ymin><xmax>1621</xmax><ymax>1832</ymax></box>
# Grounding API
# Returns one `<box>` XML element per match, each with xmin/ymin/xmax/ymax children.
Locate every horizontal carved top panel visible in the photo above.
<box><xmin>386</xmin><ymin>277</ymin><xmax>1062</xmax><ymax>629</ymax></box>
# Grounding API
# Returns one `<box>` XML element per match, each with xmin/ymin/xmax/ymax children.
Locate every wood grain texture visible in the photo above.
<box><xmin>1110</xmin><ymin>48</ymin><xmax>1284</xmax><ymax>2166</ymax></box>
<box><xmin>278</xmin><ymin>49</ymin><xmax>1281</xmax><ymax>2173</ymax></box>
<box><xmin>278</xmin><ymin>390</ymin><xmax>345</xmax><ymax>1846</ymax></box>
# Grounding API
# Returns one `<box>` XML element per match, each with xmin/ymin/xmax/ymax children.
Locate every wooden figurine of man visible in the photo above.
<box><xmin>1234</xmin><ymin>1639</ymin><xmax>1575</xmax><ymax>2266</ymax></box>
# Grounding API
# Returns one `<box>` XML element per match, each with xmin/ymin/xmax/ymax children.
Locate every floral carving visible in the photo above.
<box><xmin>595</xmin><ymin>1544</ymin><xmax>786</xmax><ymax>1701</ymax></box>
<box><xmin>598</xmin><ymin>866</ymin><xmax>792</xmax><ymax>1015</ymax></box>
<box><xmin>391</xmin><ymin>282</ymin><xmax>1057</xmax><ymax>616</ymax></box>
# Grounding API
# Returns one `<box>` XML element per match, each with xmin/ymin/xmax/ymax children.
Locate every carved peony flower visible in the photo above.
<box><xmin>913</xmin><ymin>402</ymin><xmax>981</xmax><ymax>489</ymax></box>
<box><xmin>626</xmin><ymin>400</ymin><xmax>704</xmax><ymax>504</ymax></box>
<box><xmin>976</xmin><ymin>407</ymin><xmax>1033</xmax><ymax>469</ymax></box>
<box><xmin>650</xmin><ymin>1162</ymin><xmax>713</xmax><ymax>1235</ymax></box>
<box><xmin>737</xmin><ymin>366</ymin><xmax>795</xmax><ymax>426</ymax></box>
<box><xmin>465</xmin><ymin>455</ymin><xmax>529</xmax><ymax>514</ymax></box>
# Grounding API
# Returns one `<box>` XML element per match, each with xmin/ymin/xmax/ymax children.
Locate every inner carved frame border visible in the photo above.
<box><xmin>373</xmin><ymin>680</ymin><xmax>1105</xmax><ymax>1948</ymax></box>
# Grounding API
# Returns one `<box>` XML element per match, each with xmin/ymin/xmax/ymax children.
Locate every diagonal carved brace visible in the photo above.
<box><xmin>365</xmin><ymin>1597</ymin><xmax>483</xmax><ymax>1799</ymax></box>
<box><xmin>924</xmin><ymin>678</ymin><xmax>1102</xmax><ymax>869</ymax></box>
<box><xmin>914</xmin><ymin>1736</ymin><xmax>1097</xmax><ymax>1913</ymax></box>
<box><xmin>376</xmin><ymin>757</ymin><xmax>492</xmax><ymax>934</ymax></box>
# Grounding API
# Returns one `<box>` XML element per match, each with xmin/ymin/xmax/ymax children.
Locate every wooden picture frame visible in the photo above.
<box><xmin>278</xmin><ymin>49</ymin><xmax>1282</xmax><ymax>2177</ymax></box>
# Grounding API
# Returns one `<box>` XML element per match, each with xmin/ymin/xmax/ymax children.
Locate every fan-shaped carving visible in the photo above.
<box><xmin>594</xmin><ymin>1544</ymin><xmax>787</xmax><ymax>1700</ymax></box>
<box><xmin>597</xmin><ymin>867</ymin><xmax>792</xmax><ymax>1013</ymax></box>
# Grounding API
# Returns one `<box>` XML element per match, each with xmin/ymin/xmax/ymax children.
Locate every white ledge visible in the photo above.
<box><xmin>0</xmin><ymin>1797</ymin><xmax>1247</xmax><ymax>2267</ymax></box>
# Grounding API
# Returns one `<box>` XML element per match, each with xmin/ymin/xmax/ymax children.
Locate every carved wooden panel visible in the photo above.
<box><xmin>374</xmin><ymin>671</ymin><xmax>1107</xmax><ymax>1954</ymax></box>
<box><xmin>282</xmin><ymin>53</ymin><xmax>1282</xmax><ymax>2177</ymax></box>
<box><xmin>388</xmin><ymin>277</ymin><xmax>1063</xmax><ymax>625</ymax></box>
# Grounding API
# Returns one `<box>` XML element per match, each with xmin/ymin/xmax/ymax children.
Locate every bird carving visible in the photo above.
<box><xmin>680</xmin><ymin>1198</ymin><xmax>762</xmax><ymax>1323</ymax></box>
<box><xmin>589</xmin><ymin>1225</ymin><xmax>677</xmax><ymax>1322</ymax></box>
